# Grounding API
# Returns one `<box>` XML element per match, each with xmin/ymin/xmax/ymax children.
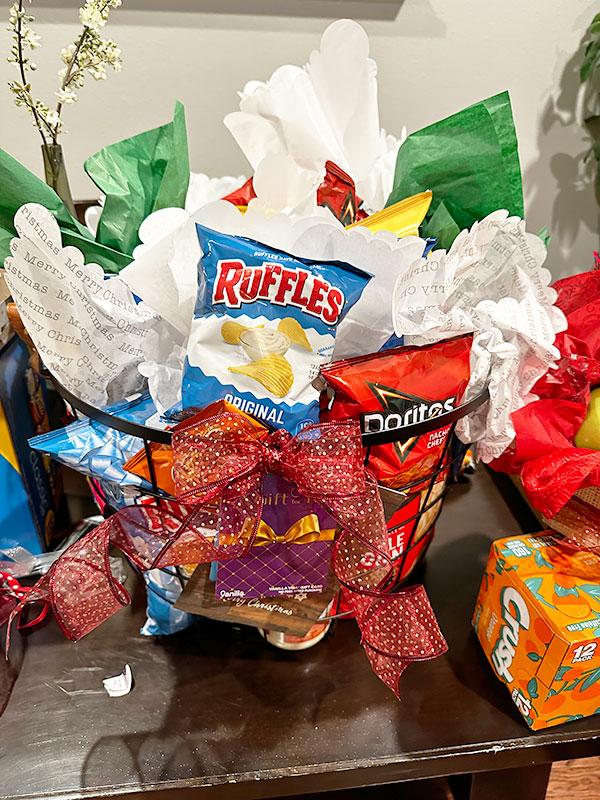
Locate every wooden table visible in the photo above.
<box><xmin>2</xmin><ymin>468</ymin><xmax>600</xmax><ymax>800</ymax></box>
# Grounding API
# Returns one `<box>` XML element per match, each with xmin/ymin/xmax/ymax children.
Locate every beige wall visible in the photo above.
<box><xmin>1</xmin><ymin>0</ymin><xmax>599</xmax><ymax>279</ymax></box>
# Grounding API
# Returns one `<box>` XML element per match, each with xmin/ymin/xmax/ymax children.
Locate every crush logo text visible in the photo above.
<box><xmin>491</xmin><ymin>586</ymin><xmax>531</xmax><ymax>682</ymax></box>
<box><xmin>213</xmin><ymin>260</ymin><xmax>345</xmax><ymax>325</ymax></box>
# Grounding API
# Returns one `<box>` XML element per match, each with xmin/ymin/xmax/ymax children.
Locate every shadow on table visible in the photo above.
<box><xmin>423</xmin><ymin>521</ymin><xmax>526</xmax><ymax>728</ymax></box>
<box><xmin>77</xmin><ymin>470</ymin><xmax>526</xmax><ymax>789</ymax></box>
<box><xmin>77</xmin><ymin>613</ymin><xmax>391</xmax><ymax>790</ymax></box>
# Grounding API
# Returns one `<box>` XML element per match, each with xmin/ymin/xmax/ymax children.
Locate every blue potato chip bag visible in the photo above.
<box><xmin>29</xmin><ymin>391</ymin><xmax>162</xmax><ymax>490</ymax></box>
<box><xmin>182</xmin><ymin>225</ymin><xmax>371</xmax><ymax>433</ymax></box>
<box><xmin>141</xmin><ymin>567</ymin><xmax>197</xmax><ymax>637</ymax></box>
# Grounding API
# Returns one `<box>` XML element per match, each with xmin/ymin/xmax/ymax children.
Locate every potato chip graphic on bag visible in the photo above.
<box><xmin>221</xmin><ymin>321</ymin><xmax>263</xmax><ymax>344</ymax></box>
<box><xmin>278</xmin><ymin>318</ymin><xmax>312</xmax><ymax>351</ymax></box>
<box><xmin>229</xmin><ymin>354</ymin><xmax>294</xmax><ymax>398</ymax></box>
<box><xmin>182</xmin><ymin>224</ymin><xmax>371</xmax><ymax>433</ymax></box>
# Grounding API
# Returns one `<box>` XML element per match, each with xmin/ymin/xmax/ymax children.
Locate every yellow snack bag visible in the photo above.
<box><xmin>347</xmin><ymin>190</ymin><xmax>432</xmax><ymax>238</ymax></box>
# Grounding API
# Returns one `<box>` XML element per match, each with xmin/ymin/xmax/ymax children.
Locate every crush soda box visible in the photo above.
<box><xmin>473</xmin><ymin>532</ymin><xmax>600</xmax><ymax>729</ymax></box>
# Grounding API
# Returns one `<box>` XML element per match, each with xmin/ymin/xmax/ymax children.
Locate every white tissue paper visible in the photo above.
<box><xmin>4</xmin><ymin>203</ymin><xmax>181</xmax><ymax>407</ymax></box>
<box><xmin>392</xmin><ymin>211</ymin><xmax>568</xmax><ymax>462</ymax></box>
<box><xmin>185</xmin><ymin>171</ymin><xmax>247</xmax><ymax>214</ymax></box>
<box><xmin>224</xmin><ymin>19</ymin><xmax>403</xmax><ymax>213</ymax></box>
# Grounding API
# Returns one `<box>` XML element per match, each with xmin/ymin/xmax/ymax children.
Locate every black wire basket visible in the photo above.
<box><xmin>48</xmin><ymin>373</ymin><xmax>489</xmax><ymax>606</ymax></box>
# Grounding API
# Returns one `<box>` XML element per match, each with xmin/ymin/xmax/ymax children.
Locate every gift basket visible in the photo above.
<box><xmin>0</xmin><ymin>18</ymin><xmax>567</xmax><ymax>698</ymax></box>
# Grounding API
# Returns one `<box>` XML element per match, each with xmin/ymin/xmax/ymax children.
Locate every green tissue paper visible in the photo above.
<box><xmin>387</xmin><ymin>91</ymin><xmax>524</xmax><ymax>250</ymax></box>
<box><xmin>85</xmin><ymin>100</ymin><xmax>190</xmax><ymax>256</ymax></box>
<box><xmin>0</xmin><ymin>147</ymin><xmax>131</xmax><ymax>274</ymax></box>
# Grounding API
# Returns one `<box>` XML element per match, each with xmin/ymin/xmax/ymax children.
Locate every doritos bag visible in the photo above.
<box><xmin>320</xmin><ymin>336</ymin><xmax>473</xmax><ymax>488</ymax></box>
<box><xmin>182</xmin><ymin>225</ymin><xmax>371</xmax><ymax>434</ymax></box>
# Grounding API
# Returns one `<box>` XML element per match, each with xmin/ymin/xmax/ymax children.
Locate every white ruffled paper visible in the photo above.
<box><xmin>185</xmin><ymin>171</ymin><xmax>247</xmax><ymax>214</ymax></box>
<box><xmin>392</xmin><ymin>211</ymin><xmax>568</xmax><ymax>462</ymax></box>
<box><xmin>224</xmin><ymin>19</ymin><xmax>403</xmax><ymax>213</ymax></box>
<box><xmin>4</xmin><ymin>204</ymin><xmax>181</xmax><ymax>406</ymax></box>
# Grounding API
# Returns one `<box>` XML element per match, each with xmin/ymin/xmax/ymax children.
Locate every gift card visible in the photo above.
<box><xmin>214</xmin><ymin>475</ymin><xmax>336</xmax><ymax>600</ymax></box>
<box><xmin>174</xmin><ymin>562</ymin><xmax>338</xmax><ymax>636</ymax></box>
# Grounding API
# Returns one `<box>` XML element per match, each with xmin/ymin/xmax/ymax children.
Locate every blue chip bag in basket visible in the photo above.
<box><xmin>181</xmin><ymin>225</ymin><xmax>371</xmax><ymax>434</ymax></box>
<box><xmin>29</xmin><ymin>391</ymin><xmax>164</xmax><ymax>490</ymax></box>
<box><xmin>141</xmin><ymin>567</ymin><xmax>197</xmax><ymax>636</ymax></box>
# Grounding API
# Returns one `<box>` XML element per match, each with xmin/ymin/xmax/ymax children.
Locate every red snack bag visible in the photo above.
<box><xmin>317</xmin><ymin>161</ymin><xmax>367</xmax><ymax>225</ymax></box>
<box><xmin>222</xmin><ymin>161</ymin><xmax>366</xmax><ymax>225</ymax></box>
<box><xmin>320</xmin><ymin>336</ymin><xmax>472</xmax><ymax>488</ymax></box>
<box><xmin>221</xmin><ymin>177</ymin><xmax>257</xmax><ymax>209</ymax></box>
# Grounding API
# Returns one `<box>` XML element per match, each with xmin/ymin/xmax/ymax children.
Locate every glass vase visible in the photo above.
<box><xmin>41</xmin><ymin>143</ymin><xmax>77</xmax><ymax>220</ymax></box>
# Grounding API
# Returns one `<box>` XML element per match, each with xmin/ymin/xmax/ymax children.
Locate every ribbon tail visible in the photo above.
<box><xmin>323</xmin><ymin>472</ymin><xmax>447</xmax><ymax>697</ymax></box>
<box><xmin>4</xmin><ymin>574</ymin><xmax>51</xmax><ymax>657</ymax></box>
<box><xmin>348</xmin><ymin>586</ymin><xmax>448</xmax><ymax>697</ymax></box>
<box><xmin>1</xmin><ymin>487</ymin><xmax>264</xmax><ymax>643</ymax></box>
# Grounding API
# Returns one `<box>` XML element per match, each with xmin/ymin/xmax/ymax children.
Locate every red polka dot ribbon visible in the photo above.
<box><xmin>8</xmin><ymin>412</ymin><xmax>447</xmax><ymax>696</ymax></box>
<box><xmin>0</xmin><ymin>571</ymin><xmax>48</xmax><ymax>630</ymax></box>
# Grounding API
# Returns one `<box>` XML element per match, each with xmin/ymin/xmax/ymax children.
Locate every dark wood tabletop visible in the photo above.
<box><xmin>2</xmin><ymin>468</ymin><xmax>600</xmax><ymax>800</ymax></box>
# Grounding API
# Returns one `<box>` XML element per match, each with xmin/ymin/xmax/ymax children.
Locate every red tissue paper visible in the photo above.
<box><xmin>490</xmin><ymin>264</ymin><xmax>600</xmax><ymax>518</ymax></box>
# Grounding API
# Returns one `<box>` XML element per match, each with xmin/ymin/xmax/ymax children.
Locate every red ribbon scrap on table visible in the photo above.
<box><xmin>6</xmin><ymin>412</ymin><xmax>446</xmax><ymax>696</ymax></box>
<box><xmin>0</xmin><ymin>571</ymin><xmax>48</xmax><ymax>629</ymax></box>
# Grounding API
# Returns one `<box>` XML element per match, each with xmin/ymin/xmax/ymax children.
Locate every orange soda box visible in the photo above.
<box><xmin>473</xmin><ymin>532</ymin><xmax>600</xmax><ymax>729</ymax></box>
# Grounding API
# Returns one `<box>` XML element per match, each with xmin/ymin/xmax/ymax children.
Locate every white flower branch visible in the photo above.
<box><xmin>7</xmin><ymin>0</ymin><xmax>123</xmax><ymax>145</ymax></box>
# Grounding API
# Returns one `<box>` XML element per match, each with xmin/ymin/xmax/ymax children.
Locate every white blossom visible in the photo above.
<box><xmin>7</xmin><ymin>0</ymin><xmax>123</xmax><ymax>144</ymax></box>
<box><xmin>79</xmin><ymin>4</ymin><xmax>104</xmax><ymax>30</ymax></box>
<box><xmin>55</xmin><ymin>87</ymin><xmax>77</xmax><ymax>104</ymax></box>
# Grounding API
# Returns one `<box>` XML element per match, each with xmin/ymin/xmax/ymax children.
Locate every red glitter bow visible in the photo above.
<box><xmin>9</xmin><ymin>413</ymin><xmax>446</xmax><ymax>696</ymax></box>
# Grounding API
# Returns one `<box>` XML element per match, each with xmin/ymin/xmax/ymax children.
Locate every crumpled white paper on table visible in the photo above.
<box><xmin>224</xmin><ymin>18</ymin><xmax>403</xmax><ymax>213</ymax></box>
<box><xmin>103</xmin><ymin>664</ymin><xmax>132</xmax><ymax>697</ymax></box>
<box><xmin>392</xmin><ymin>211</ymin><xmax>568</xmax><ymax>462</ymax></box>
<box><xmin>4</xmin><ymin>203</ymin><xmax>182</xmax><ymax>407</ymax></box>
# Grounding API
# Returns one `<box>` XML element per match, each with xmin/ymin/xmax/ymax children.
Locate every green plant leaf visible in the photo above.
<box><xmin>580</xmin><ymin>39</ymin><xmax>600</xmax><ymax>81</ymax></box>
<box><xmin>536</xmin><ymin>225</ymin><xmax>551</xmax><ymax>247</ymax></box>
<box><xmin>585</xmin><ymin>116</ymin><xmax>600</xmax><ymax>141</ymax></box>
<box><xmin>527</xmin><ymin>652</ymin><xmax>543</xmax><ymax>662</ymax></box>
<box><xmin>527</xmin><ymin>677</ymin><xmax>539</xmax><ymax>698</ymax></box>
